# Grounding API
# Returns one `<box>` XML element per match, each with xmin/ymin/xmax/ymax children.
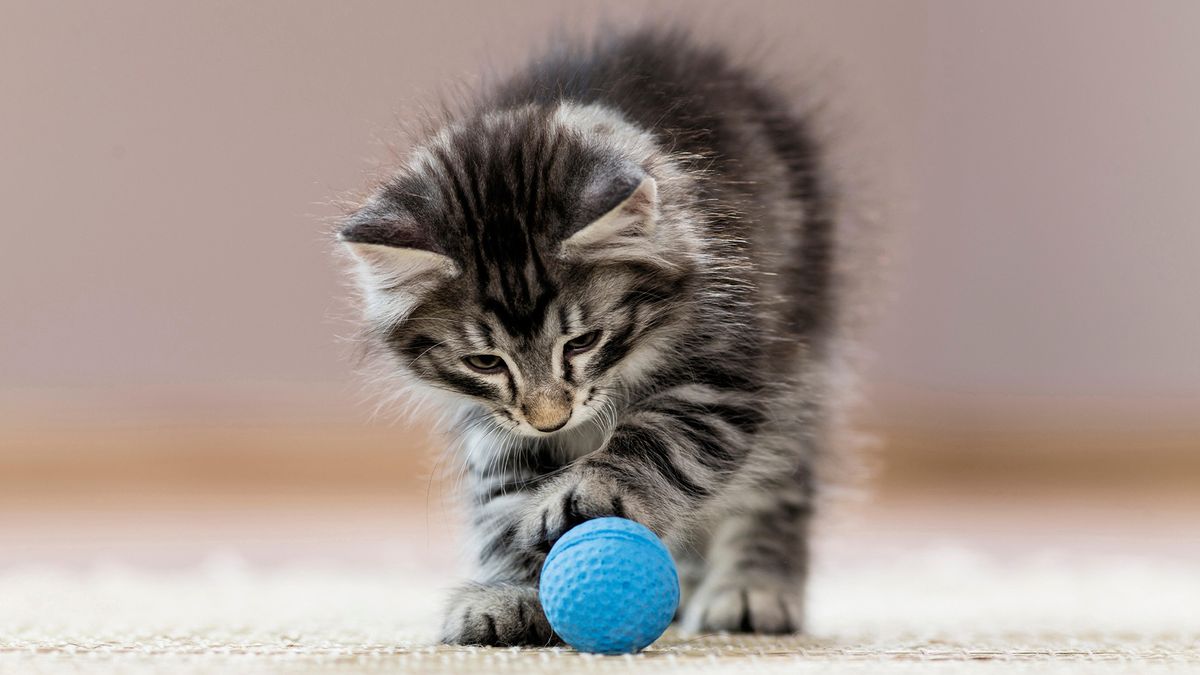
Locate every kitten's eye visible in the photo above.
<box><xmin>564</xmin><ymin>330</ymin><xmax>601</xmax><ymax>356</ymax></box>
<box><xmin>463</xmin><ymin>354</ymin><xmax>507</xmax><ymax>374</ymax></box>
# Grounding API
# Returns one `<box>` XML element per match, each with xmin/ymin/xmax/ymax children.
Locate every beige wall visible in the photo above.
<box><xmin>1</xmin><ymin>1</ymin><xmax>1197</xmax><ymax>432</ymax></box>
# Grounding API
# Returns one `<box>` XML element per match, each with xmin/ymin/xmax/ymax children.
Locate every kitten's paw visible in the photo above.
<box><xmin>518</xmin><ymin>464</ymin><xmax>658</xmax><ymax>552</ymax></box>
<box><xmin>440</xmin><ymin>583</ymin><xmax>560</xmax><ymax>647</ymax></box>
<box><xmin>680</xmin><ymin>578</ymin><xmax>803</xmax><ymax>635</ymax></box>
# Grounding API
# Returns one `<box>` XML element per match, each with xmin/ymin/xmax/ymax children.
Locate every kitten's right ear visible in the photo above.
<box><xmin>561</xmin><ymin>169</ymin><xmax>664</xmax><ymax>267</ymax></box>
<box><xmin>338</xmin><ymin>201</ymin><xmax>457</xmax><ymax>323</ymax></box>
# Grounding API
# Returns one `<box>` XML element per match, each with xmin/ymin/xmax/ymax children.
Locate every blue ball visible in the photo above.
<box><xmin>539</xmin><ymin>517</ymin><xmax>679</xmax><ymax>654</ymax></box>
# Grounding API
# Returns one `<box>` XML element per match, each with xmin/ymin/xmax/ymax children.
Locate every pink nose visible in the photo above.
<box><xmin>532</xmin><ymin>415</ymin><xmax>570</xmax><ymax>432</ymax></box>
<box><xmin>523</xmin><ymin>397</ymin><xmax>572</xmax><ymax>432</ymax></box>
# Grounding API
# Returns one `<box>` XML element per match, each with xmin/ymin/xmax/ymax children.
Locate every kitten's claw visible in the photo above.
<box><xmin>518</xmin><ymin>464</ymin><xmax>656</xmax><ymax>551</ymax></box>
<box><xmin>681</xmin><ymin>578</ymin><xmax>803</xmax><ymax>635</ymax></box>
<box><xmin>440</xmin><ymin>583</ymin><xmax>560</xmax><ymax>646</ymax></box>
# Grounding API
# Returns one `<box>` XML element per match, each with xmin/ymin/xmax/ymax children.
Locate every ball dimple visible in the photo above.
<box><xmin>539</xmin><ymin>517</ymin><xmax>679</xmax><ymax>654</ymax></box>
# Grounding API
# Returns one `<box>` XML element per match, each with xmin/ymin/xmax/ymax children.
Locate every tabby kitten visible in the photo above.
<box><xmin>339</xmin><ymin>29</ymin><xmax>838</xmax><ymax>646</ymax></box>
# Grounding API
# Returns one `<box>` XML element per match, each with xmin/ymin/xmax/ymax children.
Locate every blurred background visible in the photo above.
<box><xmin>2</xmin><ymin>0</ymin><xmax>1198</xmax><ymax>574</ymax></box>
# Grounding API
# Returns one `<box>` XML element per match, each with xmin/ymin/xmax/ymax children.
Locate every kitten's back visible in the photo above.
<box><xmin>495</xmin><ymin>28</ymin><xmax>836</xmax><ymax>344</ymax></box>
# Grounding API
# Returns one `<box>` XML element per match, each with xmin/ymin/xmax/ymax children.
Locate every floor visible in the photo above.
<box><xmin>1</xmin><ymin>487</ymin><xmax>1197</xmax><ymax>674</ymax></box>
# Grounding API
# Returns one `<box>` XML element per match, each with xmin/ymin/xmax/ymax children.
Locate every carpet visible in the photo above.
<box><xmin>1</xmin><ymin>547</ymin><xmax>1197</xmax><ymax>674</ymax></box>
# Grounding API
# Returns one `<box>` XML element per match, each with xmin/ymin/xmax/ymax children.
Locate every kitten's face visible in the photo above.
<box><xmin>396</xmin><ymin>263</ymin><xmax>674</xmax><ymax>436</ymax></box>
<box><xmin>341</xmin><ymin>105</ymin><xmax>693</xmax><ymax>436</ymax></box>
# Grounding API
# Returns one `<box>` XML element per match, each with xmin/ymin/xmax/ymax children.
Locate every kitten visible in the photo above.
<box><xmin>339</xmin><ymin>28</ymin><xmax>838</xmax><ymax>646</ymax></box>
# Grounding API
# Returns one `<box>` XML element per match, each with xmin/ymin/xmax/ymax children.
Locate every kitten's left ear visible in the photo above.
<box><xmin>561</xmin><ymin>171</ymin><xmax>659</xmax><ymax>261</ymax></box>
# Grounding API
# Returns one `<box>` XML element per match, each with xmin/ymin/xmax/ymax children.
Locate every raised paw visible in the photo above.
<box><xmin>440</xmin><ymin>583</ymin><xmax>560</xmax><ymax>646</ymax></box>
<box><xmin>680</xmin><ymin>577</ymin><xmax>804</xmax><ymax>635</ymax></box>
<box><xmin>517</xmin><ymin>464</ymin><xmax>658</xmax><ymax>552</ymax></box>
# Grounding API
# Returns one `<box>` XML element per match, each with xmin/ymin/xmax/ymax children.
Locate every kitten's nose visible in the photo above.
<box><xmin>532</xmin><ymin>415</ymin><xmax>570</xmax><ymax>433</ymax></box>
<box><xmin>523</xmin><ymin>392</ymin><xmax>572</xmax><ymax>432</ymax></box>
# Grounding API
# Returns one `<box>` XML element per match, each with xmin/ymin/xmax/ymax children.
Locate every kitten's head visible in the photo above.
<box><xmin>340</xmin><ymin>104</ymin><xmax>698</xmax><ymax>436</ymax></box>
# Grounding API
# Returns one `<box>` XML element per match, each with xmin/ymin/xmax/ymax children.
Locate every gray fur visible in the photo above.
<box><xmin>338</xmin><ymin>29</ymin><xmax>841</xmax><ymax>644</ymax></box>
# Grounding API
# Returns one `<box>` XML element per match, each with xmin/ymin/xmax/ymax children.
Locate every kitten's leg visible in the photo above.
<box><xmin>440</xmin><ymin>444</ymin><xmax>564</xmax><ymax>647</ymax></box>
<box><xmin>516</xmin><ymin>383</ymin><xmax>762</xmax><ymax>555</ymax></box>
<box><xmin>670</xmin><ymin>526</ymin><xmax>712</xmax><ymax>621</ymax></box>
<box><xmin>680</xmin><ymin>464</ymin><xmax>812</xmax><ymax>635</ymax></box>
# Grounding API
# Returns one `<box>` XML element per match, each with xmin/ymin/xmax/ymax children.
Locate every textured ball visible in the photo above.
<box><xmin>539</xmin><ymin>517</ymin><xmax>679</xmax><ymax>654</ymax></box>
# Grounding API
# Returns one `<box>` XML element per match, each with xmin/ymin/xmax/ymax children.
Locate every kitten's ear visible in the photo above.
<box><xmin>561</xmin><ymin>172</ymin><xmax>660</xmax><ymax>262</ymax></box>
<box><xmin>338</xmin><ymin>202</ymin><xmax>457</xmax><ymax>322</ymax></box>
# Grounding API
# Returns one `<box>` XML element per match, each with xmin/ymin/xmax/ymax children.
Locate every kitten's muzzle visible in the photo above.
<box><xmin>522</xmin><ymin>392</ymin><xmax>573</xmax><ymax>433</ymax></box>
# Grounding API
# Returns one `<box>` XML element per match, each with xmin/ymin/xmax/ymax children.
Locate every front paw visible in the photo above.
<box><xmin>441</xmin><ymin>583</ymin><xmax>560</xmax><ymax>646</ymax></box>
<box><xmin>680</xmin><ymin>577</ymin><xmax>804</xmax><ymax>635</ymax></box>
<box><xmin>518</xmin><ymin>464</ymin><xmax>656</xmax><ymax>552</ymax></box>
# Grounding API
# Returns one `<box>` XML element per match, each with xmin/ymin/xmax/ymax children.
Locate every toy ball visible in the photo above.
<box><xmin>539</xmin><ymin>517</ymin><xmax>679</xmax><ymax>654</ymax></box>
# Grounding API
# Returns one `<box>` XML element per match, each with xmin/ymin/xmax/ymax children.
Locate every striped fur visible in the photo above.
<box><xmin>339</xmin><ymin>29</ymin><xmax>838</xmax><ymax>645</ymax></box>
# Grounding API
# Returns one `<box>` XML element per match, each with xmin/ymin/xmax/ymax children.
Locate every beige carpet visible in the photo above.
<box><xmin>2</xmin><ymin>547</ymin><xmax>1197</xmax><ymax>674</ymax></box>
